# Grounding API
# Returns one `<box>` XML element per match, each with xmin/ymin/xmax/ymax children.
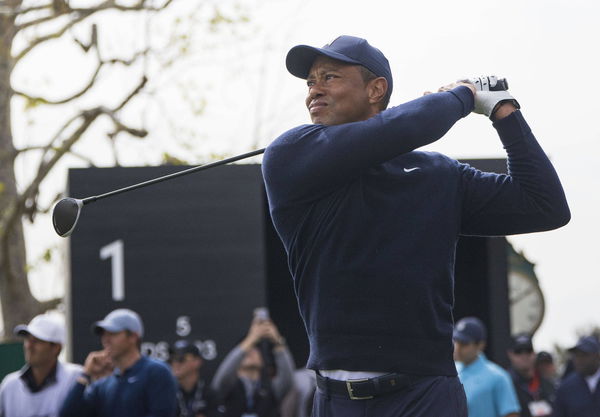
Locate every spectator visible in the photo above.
<box><xmin>211</xmin><ymin>313</ymin><xmax>294</xmax><ymax>417</ymax></box>
<box><xmin>59</xmin><ymin>308</ymin><xmax>177</xmax><ymax>417</ymax></box>
<box><xmin>553</xmin><ymin>336</ymin><xmax>600</xmax><ymax>417</ymax></box>
<box><xmin>506</xmin><ymin>334</ymin><xmax>555</xmax><ymax>417</ymax></box>
<box><xmin>535</xmin><ymin>352</ymin><xmax>557</xmax><ymax>385</ymax></box>
<box><xmin>169</xmin><ymin>339</ymin><xmax>222</xmax><ymax>417</ymax></box>
<box><xmin>0</xmin><ymin>313</ymin><xmax>82</xmax><ymax>417</ymax></box>
<box><xmin>453</xmin><ymin>317</ymin><xmax>520</xmax><ymax>417</ymax></box>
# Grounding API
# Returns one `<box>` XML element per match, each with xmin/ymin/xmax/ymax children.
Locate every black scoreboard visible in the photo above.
<box><xmin>67</xmin><ymin>164</ymin><xmax>271</xmax><ymax>378</ymax></box>
<box><xmin>67</xmin><ymin>159</ymin><xmax>513</xmax><ymax>374</ymax></box>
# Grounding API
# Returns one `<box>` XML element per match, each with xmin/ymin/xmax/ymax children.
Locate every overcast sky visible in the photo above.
<box><xmin>12</xmin><ymin>0</ymin><xmax>599</xmax><ymax>353</ymax></box>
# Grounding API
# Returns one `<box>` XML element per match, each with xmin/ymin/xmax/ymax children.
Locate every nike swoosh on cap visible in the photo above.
<box><xmin>403</xmin><ymin>167</ymin><xmax>420</xmax><ymax>173</ymax></box>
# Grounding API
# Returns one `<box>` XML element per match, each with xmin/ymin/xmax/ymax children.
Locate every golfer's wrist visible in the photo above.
<box><xmin>491</xmin><ymin>101</ymin><xmax>518</xmax><ymax>121</ymax></box>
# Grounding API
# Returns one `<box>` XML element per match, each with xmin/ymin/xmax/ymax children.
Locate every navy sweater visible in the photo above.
<box><xmin>60</xmin><ymin>356</ymin><xmax>177</xmax><ymax>417</ymax></box>
<box><xmin>261</xmin><ymin>86</ymin><xmax>570</xmax><ymax>376</ymax></box>
<box><xmin>553</xmin><ymin>372</ymin><xmax>600</xmax><ymax>417</ymax></box>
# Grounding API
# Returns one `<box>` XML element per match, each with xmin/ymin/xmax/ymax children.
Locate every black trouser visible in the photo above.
<box><xmin>312</xmin><ymin>375</ymin><xmax>467</xmax><ymax>417</ymax></box>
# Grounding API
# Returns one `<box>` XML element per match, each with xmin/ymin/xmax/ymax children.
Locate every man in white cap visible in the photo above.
<box><xmin>0</xmin><ymin>313</ymin><xmax>83</xmax><ymax>417</ymax></box>
<box><xmin>59</xmin><ymin>308</ymin><xmax>177</xmax><ymax>417</ymax></box>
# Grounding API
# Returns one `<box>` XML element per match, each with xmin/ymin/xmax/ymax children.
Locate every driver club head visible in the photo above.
<box><xmin>52</xmin><ymin>198</ymin><xmax>84</xmax><ymax>237</ymax></box>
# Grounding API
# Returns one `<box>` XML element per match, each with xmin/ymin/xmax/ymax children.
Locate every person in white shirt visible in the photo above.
<box><xmin>0</xmin><ymin>313</ymin><xmax>82</xmax><ymax>417</ymax></box>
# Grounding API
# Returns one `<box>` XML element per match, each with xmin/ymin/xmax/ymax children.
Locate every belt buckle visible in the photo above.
<box><xmin>346</xmin><ymin>379</ymin><xmax>374</xmax><ymax>400</ymax></box>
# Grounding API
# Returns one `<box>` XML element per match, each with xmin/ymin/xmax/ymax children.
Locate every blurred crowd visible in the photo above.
<box><xmin>453</xmin><ymin>317</ymin><xmax>600</xmax><ymax>417</ymax></box>
<box><xmin>1</xmin><ymin>309</ymin><xmax>599</xmax><ymax>417</ymax></box>
<box><xmin>0</xmin><ymin>308</ymin><xmax>314</xmax><ymax>417</ymax></box>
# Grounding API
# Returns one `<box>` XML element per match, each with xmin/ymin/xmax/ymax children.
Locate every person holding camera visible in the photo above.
<box><xmin>211</xmin><ymin>311</ymin><xmax>295</xmax><ymax>417</ymax></box>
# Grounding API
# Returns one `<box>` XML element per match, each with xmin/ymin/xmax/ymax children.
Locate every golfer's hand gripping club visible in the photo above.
<box><xmin>462</xmin><ymin>75</ymin><xmax>520</xmax><ymax>118</ymax></box>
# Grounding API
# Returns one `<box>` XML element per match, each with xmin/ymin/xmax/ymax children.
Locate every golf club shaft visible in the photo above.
<box><xmin>81</xmin><ymin>148</ymin><xmax>265</xmax><ymax>205</ymax></box>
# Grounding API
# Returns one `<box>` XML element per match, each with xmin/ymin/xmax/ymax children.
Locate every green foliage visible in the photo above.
<box><xmin>23</xmin><ymin>97</ymin><xmax>48</xmax><ymax>110</ymax></box>
<box><xmin>209</xmin><ymin>4</ymin><xmax>250</xmax><ymax>32</ymax></box>
<box><xmin>24</xmin><ymin>248</ymin><xmax>54</xmax><ymax>273</ymax></box>
<box><xmin>161</xmin><ymin>152</ymin><xmax>189</xmax><ymax>165</ymax></box>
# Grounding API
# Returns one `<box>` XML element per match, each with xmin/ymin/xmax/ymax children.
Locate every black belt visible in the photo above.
<box><xmin>316</xmin><ymin>372</ymin><xmax>415</xmax><ymax>400</ymax></box>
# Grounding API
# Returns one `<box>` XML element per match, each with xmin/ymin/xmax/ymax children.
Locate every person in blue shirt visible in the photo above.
<box><xmin>261</xmin><ymin>35</ymin><xmax>570</xmax><ymax>417</ymax></box>
<box><xmin>454</xmin><ymin>317</ymin><xmax>520</xmax><ymax>417</ymax></box>
<box><xmin>60</xmin><ymin>308</ymin><xmax>177</xmax><ymax>417</ymax></box>
<box><xmin>553</xmin><ymin>335</ymin><xmax>600</xmax><ymax>417</ymax></box>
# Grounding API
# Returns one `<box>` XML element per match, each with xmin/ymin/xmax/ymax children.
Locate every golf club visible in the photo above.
<box><xmin>52</xmin><ymin>148</ymin><xmax>265</xmax><ymax>237</ymax></box>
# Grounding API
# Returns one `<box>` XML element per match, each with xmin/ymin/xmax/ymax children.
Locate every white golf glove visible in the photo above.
<box><xmin>465</xmin><ymin>75</ymin><xmax>520</xmax><ymax>118</ymax></box>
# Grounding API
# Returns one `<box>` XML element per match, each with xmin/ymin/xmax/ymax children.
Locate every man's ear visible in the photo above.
<box><xmin>52</xmin><ymin>343</ymin><xmax>63</xmax><ymax>357</ymax></box>
<box><xmin>368</xmin><ymin>77</ymin><xmax>388</xmax><ymax>106</ymax></box>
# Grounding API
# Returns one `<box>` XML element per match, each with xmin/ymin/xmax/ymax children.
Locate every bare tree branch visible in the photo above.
<box><xmin>4</xmin><ymin>3</ymin><xmax>52</xmax><ymax>18</ymax></box>
<box><xmin>1</xmin><ymin>107</ymin><xmax>104</xmax><ymax>241</ymax></box>
<box><xmin>6</xmin><ymin>75</ymin><xmax>150</xmax><ymax>231</ymax></box>
<box><xmin>14</xmin><ymin>11</ymin><xmax>91</xmax><ymax>63</ymax></box>
<box><xmin>16</xmin><ymin>9</ymin><xmax>66</xmax><ymax>32</ymax></box>
<box><xmin>39</xmin><ymin>297</ymin><xmax>62</xmax><ymax>312</ymax></box>
<box><xmin>13</xmin><ymin>34</ymin><xmax>148</xmax><ymax>106</ymax></box>
<box><xmin>14</xmin><ymin>145</ymin><xmax>96</xmax><ymax>166</ymax></box>
<box><xmin>14</xmin><ymin>0</ymin><xmax>172</xmax><ymax>62</ymax></box>
<box><xmin>13</xmin><ymin>59</ymin><xmax>102</xmax><ymax>105</ymax></box>
<box><xmin>113</xmin><ymin>75</ymin><xmax>147</xmax><ymax>112</ymax></box>
<box><xmin>104</xmin><ymin>48</ymin><xmax>150</xmax><ymax>66</ymax></box>
<box><xmin>73</xmin><ymin>23</ymin><xmax>97</xmax><ymax>52</ymax></box>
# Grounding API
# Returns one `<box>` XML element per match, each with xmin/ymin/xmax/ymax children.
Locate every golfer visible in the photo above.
<box><xmin>261</xmin><ymin>35</ymin><xmax>570</xmax><ymax>417</ymax></box>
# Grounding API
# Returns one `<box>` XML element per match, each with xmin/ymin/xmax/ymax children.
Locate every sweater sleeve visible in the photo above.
<box><xmin>263</xmin><ymin>86</ymin><xmax>473</xmax><ymax>206</ymax></box>
<box><xmin>270</xmin><ymin>347</ymin><xmax>296</xmax><ymax>400</ymax></box>
<box><xmin>459</xmin><ymin>110</ymin><xmax>570</xmax><ymax>236</ymax></box>
<box><xmin>59</xmin><ymin>381</ymin><xmax>97</xmax><ymax>417</ymax></box>
<box><xmin>210</xmin><ymin>346</ymin><xmax>246</xmax><ymax>397</ymax></box>
<box><xmin>143</xmin><ymin>363</ymin><xmax>178</xmax><ymax>417</ymax></box>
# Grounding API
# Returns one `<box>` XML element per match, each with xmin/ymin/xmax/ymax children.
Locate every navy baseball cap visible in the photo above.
<box><xmin>453</xmin><ymin>317</ymin><xmax>487</xmax><ymax>344</ymax></box>
<box><xmin>286</xmin><ymin>35</ymin><xmax>393</xmax><ymax>97</ymax></box>
<box><xmin>169</xmin><ymin>340</ymin><xmax>201</xmax><ymax>360</ymax></box>
<box><xmin>93</xmin><ymin>309</ymin><xmax>144</xmax><ymax>337</ymax></box>
<box><xmin>510</xmin><ymin>333</ymin><xmax>534</xmax><ymax>352</ymax></box>
<box><xmin>568</xmin><ymin>336</ymin><xmax>600</xmax><ymax>354</ymax></box>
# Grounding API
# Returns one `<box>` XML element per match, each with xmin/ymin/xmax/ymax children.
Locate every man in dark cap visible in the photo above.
<box><xmin>506</xmin><ymin>334</ymin><xmax>555</xmax><ymax>417</ymax></box>
<box><xmin>60</xmin><ymin>308</ymin><xmax>177</xmax><ymax>417</ymax></box>
<box><xmin>553</xmin><ymin>336</ymin><xmax>600</xmax><ymax>417</ymax></box>
<box><xmin>261</xmin><ymin>35</ymin><xmax>570</xmax><ymax>416</ymax></box>
<box><xmin>535</xmin><ymin>351</ymin><xmax>557</xmax><ymax>384</ymax></box>
<box><xmin>453</xmin><ymin>317</ymin><xmax>520</xmax><ymax>417</ymax></box>
<box><xmin>169</xmin><ymin>340</ymin><xmax>222</xmax><ymax>417</ymax></box>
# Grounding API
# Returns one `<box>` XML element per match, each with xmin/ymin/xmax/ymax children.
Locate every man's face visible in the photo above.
<box><xmin>238</xmin><ymin>347</ymin><xmax>264</xmax><ymax>381</ymax></box>
<box><xmin>101</xmin><ymin>330</ymin><xmax>138</xmax><ymax>361</ymax></box>
<box><xmin>23</xmin><ymin>335</ymin><xmax>59</xmax><ymax>368</ymax></box>
<box><xmin>170</xmin><ymin>353</ymin><xmax>202</xmax><ymax>380</ymax></box>
<box><xmin>453</xmin><ymin>340</ymin><xmax>484</xmax><ymax>365</ymax></box>
<box><xmin>305</xmin><ymin>56</ymin><xmax>376</xmax><ymax>126</ymax></box>
<box><xmin>572</xmin><ymin>350</ymin><xmax>600</xmax><ymax>376</ymax></box>
<box><xmin>508</xmin><ymin>347</ymin><xmax>536</xmax><ymax>376</ymax></box>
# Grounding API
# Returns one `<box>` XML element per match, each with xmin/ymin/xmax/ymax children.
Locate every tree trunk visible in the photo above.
<box><xmin>0</xmin><ymin>2</ymin><xmax>48</xmax><ymax>341</ymax></box>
